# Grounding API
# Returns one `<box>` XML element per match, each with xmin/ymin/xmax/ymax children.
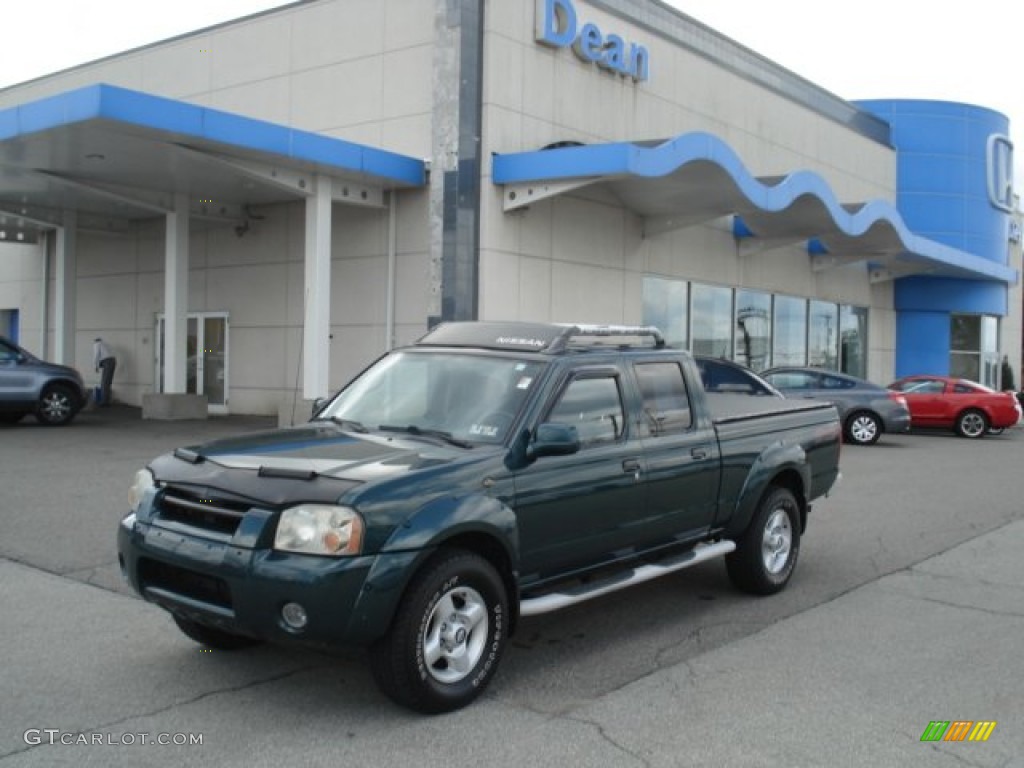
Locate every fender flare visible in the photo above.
<box><xmin>724</xmin><ymin>441</ymin><xmax>810</xmax><ymax>539</ymax></box>
<box><xmin>346</xmin><ymin>494</ymin><xmax>520</xmax><ymax>643</ymax></box>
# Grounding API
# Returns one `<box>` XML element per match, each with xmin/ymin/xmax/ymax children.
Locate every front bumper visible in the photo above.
<box><xmin>117</xmin><ymin>514</ymin><xmax>418</xmax><ymax>648</ymax></box>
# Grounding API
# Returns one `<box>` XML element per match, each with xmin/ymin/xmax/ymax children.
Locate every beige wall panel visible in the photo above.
<box><xmin>394</xmin><ymin>251</ymin><xmax>431</xmax><ymax>325</ymax></box>
<box><xmin>385</xmin><ymin>0</ymin><xmax>435</xmax><ymax>49</ymax></box>
<box><xmin>207</xmin><ymin>77</ymin><xmax>291</xmax><ymax>126</ymax></box>
<box><xmin>209</xmin><ymin>15</ymin><xmax>293</xmax><ymax>91</ymax></box>
<box><xmin>549</xmin><ymin>261</ymin><xmax>625</xmax><ymax>324</ymax></box>
<box><xmin>141</xmin><ymin>37</ymin><xmax>215</xmax><ymax>97</ymax></box>
<box><xmin>290</xmin><ymin>0</ymin><xmax>385</xmax><ymax>71</ymax></box>
<box><xmin>381</xmin><ymin>46</ymin><xmax>434</xmax><ymax>121</ymax></box>
<box><xmin>290</xmin><ymin>59</ymin><xmax>384</xmax><ymax>131</ymax></box>
<box><xmin>332</xmin><ymin>256</ymin><xmax>387</xmax><ymax>326</ymax></box>
<box><xmin>206</xmin><ymin>264</ymin><xmax>288</xmax><ymax>326</ymax></box>
<box><xmin>230</xmin><ymin>325</ymin><xmax>288</xmax><ymax>391</ymax></box>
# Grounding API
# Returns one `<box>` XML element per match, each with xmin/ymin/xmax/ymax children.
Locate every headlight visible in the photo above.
<box><xmin>274</xmin><ymin>505</ymin><xmax>364</xmax><ymax>556</ymax></box>
<box><xmin>128</xmin><ymin>468</ymin><xmax>155</xmax><ymax>514</ymax></box>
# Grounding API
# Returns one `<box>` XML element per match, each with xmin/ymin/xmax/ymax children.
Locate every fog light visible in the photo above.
<box><xmin>281</xmin><ymin>602</ymin><xmax>308</xmax><ymax>630</ymax></box>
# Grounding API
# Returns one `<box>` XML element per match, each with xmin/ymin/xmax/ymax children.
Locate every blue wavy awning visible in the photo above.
<box><xmin>492</xmin><ymin>132</ymin><xmax>1017</xmax><ymax>284</ymax></box>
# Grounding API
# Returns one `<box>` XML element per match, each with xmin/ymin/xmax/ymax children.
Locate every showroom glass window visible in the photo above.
<box><xmin>840</xmin><ymin>305</ymin><xmax>868</xmax><ymax>379</ymax></box>
<box><xmin>946</xmin><ymin>313</ymin><xmax>995</xmax><ymax>387</ymax></box>
<box><xmin>808</xmin><ymin>300</ymin><xmax>839</xmax><ymax>369</ymax></box>
<box><xmin>951</xmin><ymin>314</ymin><xmax>999</xmax><ymax>387</ymax></box>
<box><xmin>691</xmin><ymin>283</ymin><xmax>733</xmax><ymax>358</ymax></box>
<box><xmin>773</xmin><ymin>295</ymin><xmax>807</xmax><ymax>366</ymax></box>
<box><xmin>734</xmin><ymin>289</ymin><xmax>771</xmax><ymax>371</ymax></box>
<box><xmin>642</xmin><ymin>276</ymin><xmax>687</xmax><ymax>347</ymax></box>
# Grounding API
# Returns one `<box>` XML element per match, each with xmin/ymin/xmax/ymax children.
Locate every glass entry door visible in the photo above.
<box><xmin>156</xmin><ymin>313</ymin><xmax>229</xmax><ymax>413</ymax></box>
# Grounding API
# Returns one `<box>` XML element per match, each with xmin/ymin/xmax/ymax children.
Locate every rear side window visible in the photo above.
<box><xmin>635</xmin><ymin>362</ymin><xmax>692</xmax><ymax>435</ymax></box>
<box><xmin>766</xmin><ymin>371</ymin><xmax>818</xmax><ymax>390</ymax></box>
<box><xmin>822</xmin><ymin>375</ymin><xmax>855</xmax><ymax>390</ymax></box>
<box><xmin>548</xmin><ymin>376</ymin><xmax>625</xmax><ymax>446</ymax></box>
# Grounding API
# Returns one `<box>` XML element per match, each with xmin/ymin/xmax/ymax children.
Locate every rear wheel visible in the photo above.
<box><xmin>844</xmin><ymin>411</ymin><xmax>881</xmax><ymax>445</ymax></box>
<box><xmin>35</xmin><ymin>384</ymin><xmax>78</xmax><ymax>426</ymax></box>
<box><xmin>727</xmin><ymin>486</ymin><xmax>801</xmax><ymax>595</ymax></box>
<box><xmin>171</xmin><ymin>614</ymin><xmax>262</xmax><ymax>650</ymax></box>
<box><xmin>370</xmin><ymin>549</ymin><xmax>508</xmax><ymax>714</ymax></box>
<box><xmin>955</xmin><ymin>409</ymin><xmax>988</xmax><ymax>439</ymax></box>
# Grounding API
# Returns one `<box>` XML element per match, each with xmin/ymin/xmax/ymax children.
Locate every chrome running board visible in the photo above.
<box><xmin>519</xmin><ymin>540</ymin><xmax>736</xmax><ymax>617</ymax></box>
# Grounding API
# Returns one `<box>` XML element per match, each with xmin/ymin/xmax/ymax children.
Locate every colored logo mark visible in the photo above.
<box><xmin>920</xmin><ymin>721</ymin><xmax>996</xmax><ymax>742</ymax></box>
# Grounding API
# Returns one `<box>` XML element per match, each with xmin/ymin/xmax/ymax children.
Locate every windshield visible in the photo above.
<box><xmin>318</xmin><ymin>351</ymin><xmax>546</xmax><ymax>445</ymax></box>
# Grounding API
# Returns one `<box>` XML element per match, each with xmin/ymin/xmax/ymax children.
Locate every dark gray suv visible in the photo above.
<box><xmin>0</xmin><ymin>336</ymin><xmax>87</xmax><ymax>426</ymax></box>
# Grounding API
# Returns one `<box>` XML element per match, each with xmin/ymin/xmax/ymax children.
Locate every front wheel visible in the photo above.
<box><xmin>955</xmin><ymin>409</ymin><xmax>988</xmax><ymax>439</ymax></box>
<box><xmin>726</xmin><ymin>486</ymin><xmax>801</xmax><ymax>595</ymax></box>
<box><xmin>370</xmin><ymin>549</ymin><xmax>508</xmax><ymax>714</ymax></box>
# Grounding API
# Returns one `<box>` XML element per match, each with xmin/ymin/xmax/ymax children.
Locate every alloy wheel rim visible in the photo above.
<box><xmin>421</xmin><ymin>585</ymin><xmax>488</xmax><ymax>684</ymax></box>
<box><xmin>42</xmin><ymin>393</ymin><xmax>70</xmax><ymax>421</ymax></box>
<box><xmin>761</xmin><ymin>508</ymin><xmax>792</xmax><ymax>574</ymax></box>
<box><xmin>851</xmin><ymin>416</ymin><xmax>877</xmax><ymax>443</ymax></box>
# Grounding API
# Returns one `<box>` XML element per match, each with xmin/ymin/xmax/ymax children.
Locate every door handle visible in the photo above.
<box><xmin>622</xmin><ymin>458</ymin><xmax>642</xmax><ymax>480</ymax></box>
<box><xmin>691</xmin><ymin>448</ymin><xmax>707</xmax><ymax>460</ymax></box>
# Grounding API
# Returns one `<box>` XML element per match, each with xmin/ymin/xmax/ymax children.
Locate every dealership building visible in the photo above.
<box><xmin>0</xmin><ymin>0</ymin><xmax>1019</xmax><ymax>419</ymax></box>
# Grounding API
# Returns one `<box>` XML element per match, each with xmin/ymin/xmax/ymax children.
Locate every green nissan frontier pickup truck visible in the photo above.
<box><xmin>118</xmin><ymin>322</ymin><xmax>841</xmax><ymax>713</ymax></box>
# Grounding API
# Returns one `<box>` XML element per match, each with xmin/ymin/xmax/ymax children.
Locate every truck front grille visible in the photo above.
<box><xmin>157</xmin><ymin>489</ymin><xmax>249</xmax><ymax>535</ymax></box>
<box><xmin>138</xmin><ymin>558</ymin><xmax>233</xmax><ymax>609</ymax></box>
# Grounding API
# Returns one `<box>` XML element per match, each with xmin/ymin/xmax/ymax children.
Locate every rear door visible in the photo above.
<box><xmin>632</xmin><ymin>360</ymin><xmax>720</xmax><ymax>540</ymax></box>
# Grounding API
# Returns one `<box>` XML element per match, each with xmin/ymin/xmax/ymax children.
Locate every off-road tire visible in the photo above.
<box><xmin>369</xmin><ymin>549</ymin><xmax>507</xmax><ymax>714</ymax></box>
<box><xmin>726</xmin><ymin>486</ymin><xmax>801</xmax><ymax>595</ymax></box>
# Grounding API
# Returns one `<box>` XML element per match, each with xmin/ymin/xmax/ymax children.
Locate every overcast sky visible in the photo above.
<box><xmin>2</xmin><ymin>0</ymin><xmax>1020</xmax><ymax>175</ymax></box>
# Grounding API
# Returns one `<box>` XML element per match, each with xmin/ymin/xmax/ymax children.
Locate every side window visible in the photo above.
<box><xmin>548</xmin><ymin>376</ymin><xmax>625</xmax><ymax>446</ymax></box>
<box><xmin>767</xmin><ymin>371</ymin><xmax>817</xmax><ymax>390</ymax></box>
<box><xmin>953</xmin><ymin>383</ymin><xmax>973</xmax><ymax>394</ymax></box>
<box><xmin>0</xmin><ymin>341</ymin><xmax>19</xmax><ymax>362</ymax></box>
<box><xmin>635</xmin><ymin>362</ymin><xmax>692</xmax><ymax>435</ymax></box>
<box><xmin>822</xmin><ymin>375</ymin><xmax>854</xmax><ymax>390</ymax></box>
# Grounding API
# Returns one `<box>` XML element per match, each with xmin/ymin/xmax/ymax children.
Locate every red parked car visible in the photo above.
<box><xmin>887</xmin><ymin>375</ymin><xmax>1022</xmax><ymax>438</ymax></box>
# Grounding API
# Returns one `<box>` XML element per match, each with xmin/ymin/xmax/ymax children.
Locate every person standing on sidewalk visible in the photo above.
<box><xmin>93</xmin><ymin>337</ymin><xmax>116</xmax><ymax>406</ymax></box>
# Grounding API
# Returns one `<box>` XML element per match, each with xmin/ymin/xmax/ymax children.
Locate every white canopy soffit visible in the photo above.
<box><xmin>493</xmin><ymin>133</ymin><xmax>1018</xmax><ymax>285</ymax></box>
<box><xmin>0</xmin><ymin>84</ymin><xmax>427</xmax><ymax>242</ymax></box>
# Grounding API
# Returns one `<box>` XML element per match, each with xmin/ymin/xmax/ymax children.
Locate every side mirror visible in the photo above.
<box><xmin>311</xmin><ymin>397</ymin><xmax>328</xmax><ymax>418</ymax></box>
<box><xmin>526</xmin><ymin>422</ymin><xmax>581</xmax><ymax>460</ymax></box>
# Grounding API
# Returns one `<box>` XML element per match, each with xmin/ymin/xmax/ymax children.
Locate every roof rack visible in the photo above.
<box><xmin>416</xmin><ymin>321</ymin><xmax>666</xmax><ymax>354</ymax></box>
<box><xmin>548</xmin><ymin>324</ymin><xmax>665</xmax><ymax>353</ymax></box>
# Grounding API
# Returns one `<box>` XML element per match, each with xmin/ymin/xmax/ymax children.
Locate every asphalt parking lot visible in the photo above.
<box><xmin>1</xmin><ymin>406</ymin><xmax>1022</xmax><ymax>767</ymax></box>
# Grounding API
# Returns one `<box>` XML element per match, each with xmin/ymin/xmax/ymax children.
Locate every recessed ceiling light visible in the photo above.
<box><xmin>85</xmin><ymin>153</ymin><xmax>106</xmax><ymax>161</ymax></box>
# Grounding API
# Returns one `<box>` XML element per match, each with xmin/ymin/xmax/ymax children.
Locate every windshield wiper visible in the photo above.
<box><xmin>320</xmin><ymin>416</ymin><xmax>369</xmax><ymax>433</ymax></box>
<box><xmin>377</xmin><ymin>424</ymin><xmax>473</xmax><ymax>449</ymax></box>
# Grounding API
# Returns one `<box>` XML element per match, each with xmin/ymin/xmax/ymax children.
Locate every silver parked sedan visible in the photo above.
<box><xmin>761</xmin><ymin>367</ymin><xmax>911</xmax><ymax>445</ymax></box>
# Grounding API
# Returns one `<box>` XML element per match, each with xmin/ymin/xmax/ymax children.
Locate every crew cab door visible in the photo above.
<box><xmin>512</xmin><ymin>366</ymin><xmax>648</xmax><ymax>580</ymax></box>
<box><xmin>631</xmin><ymin>360</ymin><xmax>720</xmax><ymax>540</ymax></box>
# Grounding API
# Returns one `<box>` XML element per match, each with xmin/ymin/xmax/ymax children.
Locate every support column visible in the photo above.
<box><xmin>303</xmin><ymin>174</ymin><xmax>332</xmax><ymax>400</ymax></box>
<box><xmin>386</xmin><ymin>191</ymin><xmax>397</xmax><ymax>350</ymax></box>
<box><xmin>143</xmin><ymin>192</ymin><xmax>206</xmax><ymax>420</ymax></box>
<box><xmin>54</xmin><ymin>211</ymin><xmax>77</xmax><ymax>365</ymax></box>
<box><xmin>164</xmin><ymin>192</ymin><xmax>189</xmax><ymax>394</ymax></box>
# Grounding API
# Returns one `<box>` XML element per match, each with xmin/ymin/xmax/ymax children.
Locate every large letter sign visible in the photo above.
<box><xmin>535</xmin><ymin>0</ymin><xmax>650</xmax><ymax>82</ymax></box>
